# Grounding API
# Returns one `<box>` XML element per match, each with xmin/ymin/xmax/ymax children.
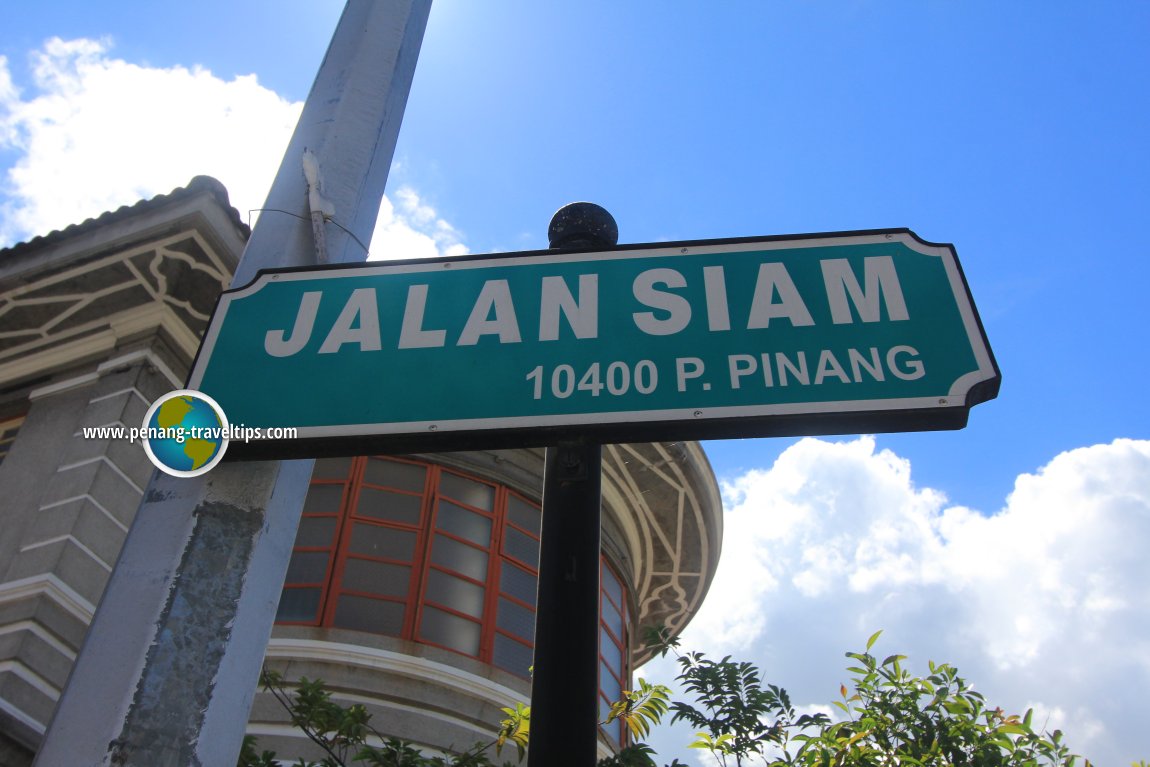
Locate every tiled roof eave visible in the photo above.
<box><xmin>0</xmin><ymin>176</ymin><xmax>250</xmax><ymax>260</ymax></box>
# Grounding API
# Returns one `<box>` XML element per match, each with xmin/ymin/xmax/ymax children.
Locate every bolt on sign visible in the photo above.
<box><xmin>187</xmin><ymin>229</ymin><xmax>1000</xmax><ymax>458</ymax></box>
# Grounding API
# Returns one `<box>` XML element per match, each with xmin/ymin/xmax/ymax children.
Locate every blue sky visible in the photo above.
<box><xmin>2</xmin><ymin>1</ymin><xmax>1148</xmax><ymax>764</ymax></box>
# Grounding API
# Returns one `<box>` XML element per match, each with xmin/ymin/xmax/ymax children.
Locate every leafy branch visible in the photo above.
<box><xmin>244</xmin><ymin>630</ymin><xmax>1127</xmax><ymax>767</ymax></box>
<box><xmin>242</xmin><ymin>667</ymin><xmax>521</xmax><ymax>767</ymax></box>
<box><xmin>245</xmin><ymin>666</ymin><xmax>673</xmax><ymax>767</ymax></box>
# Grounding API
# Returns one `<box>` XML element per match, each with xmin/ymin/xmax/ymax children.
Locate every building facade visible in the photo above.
<box><xmin>0</xmin><ymin>179</ymin><xmax>722</xmax><ymax>764</ymax></box>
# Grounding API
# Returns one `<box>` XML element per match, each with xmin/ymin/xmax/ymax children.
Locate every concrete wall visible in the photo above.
<box><xmin>0</xmin><ymin>346</ymin><xmax>179</xmax><ymax>756</ymax></box>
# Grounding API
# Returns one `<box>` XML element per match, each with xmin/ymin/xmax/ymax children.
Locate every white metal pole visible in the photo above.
<box><xmin>34</xmin><ymin>2</ymin><xmax>432</xmax><ymax>764</ymax></box>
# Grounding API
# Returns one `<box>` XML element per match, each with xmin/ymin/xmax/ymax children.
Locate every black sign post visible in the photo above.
<box><xmin>532</xmin><ymin>440</ymin><xmax>603</xmax><ymax>765</ymax></box>
<box><xmin>528</xmin><ymin>204</ymin><xmax>619</xmax><ymax>766</ymax></box>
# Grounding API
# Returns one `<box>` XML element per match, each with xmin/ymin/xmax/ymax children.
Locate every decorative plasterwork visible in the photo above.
<box><xmin>0</xmin><ymin>230</ymin><xmax>230</xmax><ymax>387</ymax></box>
<box><xmin>601</xmin><ymin>441</ymin><xmax>722</xmax><ymax>664</ymax></box>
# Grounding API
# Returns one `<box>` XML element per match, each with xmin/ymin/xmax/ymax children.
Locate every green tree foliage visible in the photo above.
<box><xmin>243</xmin><ymin>667</ymin><xmax>670</xmax><ymax>767</ymax></box>
<box><xmin>670</xmin><ymin>651</ymin><xmax>814</xmax><ymax>766</ymax></box>
<box><xmin>643</xmin><ymin>627</ymin><xmax>1098</xmax><ymax>767</ymax></box>
<box><xmin>495</xmin><ymin>702</ymin><xmax>530</xmax><ymax>762</ymax></box>
<box><xmin>791</xmin><ymin>630</ymin><xmax>1088</xmax><ymax>767</ymax></box>
<box><xmin>243</xmin><ymin>632</ymin><xmax>1135</xmax><ymax>767</ymax></box>
<box><xmin>643</xmin><ymin>625</ymin><xmax>822</xmax><ymax>767</ymax></box>
<box><xmin>606</xmin><ymin>679</ymin><xmax>672</xmax><ymax>742</ymax></box>
<box><xmin>240</xmin><ymin>668</ymin><xmax>521</xmax><ymax>767</ymax></box>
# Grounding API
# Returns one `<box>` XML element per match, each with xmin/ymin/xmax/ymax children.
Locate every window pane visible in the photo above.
<box><xmin>503</xmin><ymin>526</ymin><xmax>539</xmax><ymax>567</ymax></box>
<box><xmin>600</xmin><ymin>627</ymin><xmax>623</xmax><ymax>672</ymax></box>
<box><xmin>602</xmin><ymin>598</ymin><xmax>624</xmax><ymax>641</ymax></box>
<box><xmin>600</xmin><ymin>658</ymin><xmax>622</xmax><ymax>702</ymax></box>
<box><xmin>348</xmin><ymin>522</ymin><xmax>416</xmax><ymax>562</ymax></box>
<box><xmin>425</xmin><ymin>570</ymin><xmax>485</xmax><ymax>619</ymax></box>
<box><xmin>356</xmin><ymin>486</ymin><xmax>422</xmax><ymax>526</ymax></box>
<box><xmin>493</xmin><ymin>634</ymin><xmax>533</xmax><ymax>678</ymax></box>
<box><xmin>507</xmin><ymin>495</ymin><xmax>540</xmax><ymax>535</ymax></box>
<box><xmin>276</xmin><ymin>587</ymin><xmax>321</xmax><ymax>623</ymax></box>
<box><xmin>313</xmin><ymin>457</ymin><xmax>352</xmax><ymax>480</ymax></box>
<box><xmin>296</xmin><ymin>517</ymin><xmax>337</xmax><ymax>548</ymax></box>
<box><xmin>439</xmin><ymin>473</ymin><xmax>494</xmax><ymax>511</ymax></box>
<box><xmin>436</xmin><ymin>501</ymin><xmax>492</xmax><ymax>546</ymax></box>
<box><xmin>500</xmin><ymin>562</ymin><xmax>537</xmax><ymax>604</ymax></box>
<box><xmin>419</xmin><ymin>606</ymin><xmax>481</xmax><ymax>656</ymax></box>
<box><xmin>497</xmin><ymin>597</ymin><xmax>535</xmax><ymax>642</ymax></box>
<box><xmin>341</xmin><ymin>558</ymin><xmax>410</xmax><ymax>598</ymax></box>
<box><xmin>364</xmin><ymin>458</ymin><xmax>426</xmax><ymax>493</ymax></box>
<box><xmin>431</xmin><ymin>534</ymin><xmax>489</xmax><ymax>581</ymax></box>
<box><xmin>303</xmin><ymin>484</ymin><xmax>343</xmax><ymax>514</ymax></box>
<box><xmin>334</xmin><ymin>595</ymin><xmax>405</xmax><ymax>635</ymax></box>
<box><xmin>602</xmin><ymin>563</ymin><xmax>624</xmax><ymax>608</ymax></box>
<box><xmin>286</xmin><ymin>551</ymin><xmax>330</xmax><ymax>584</ymax></box>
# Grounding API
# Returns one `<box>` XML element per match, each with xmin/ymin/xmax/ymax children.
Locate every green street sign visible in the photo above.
<box><xmin>188</xmin><ymin>229</ymin><xmax>1000</xmax><ymax>458</ymax></box>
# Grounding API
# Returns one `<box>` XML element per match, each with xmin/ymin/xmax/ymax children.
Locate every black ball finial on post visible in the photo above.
<box><xmin>548</xmin><ymin>201</ymin><xmax>619</xmax><ymax>249</ymax></box>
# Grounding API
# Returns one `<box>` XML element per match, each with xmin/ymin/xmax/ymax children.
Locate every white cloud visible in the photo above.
<box><xmin>0</xmin><ymin>56</ymin><xmax>16</xmax><ymax>122</ymax></box>
<box><xmin>0</xmin><ymin>37</ymin><xmax>298</xmax><ymax>242</ymax></box>
<box><xmin>645</xmin><ymin>437</ymin><xmax>1150</xmax><ymax>766</ymax></box>
<box><xmin>368</xmin><ymin>186</ymin><xmax>468</xmax><ymax>261</ymax></box>
<box><xmin>0</xmin><ymin>37</ymin><xmax>466</xmax><ymax>260</ymax></box>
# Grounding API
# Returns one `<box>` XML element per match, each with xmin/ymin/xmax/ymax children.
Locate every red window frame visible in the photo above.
<box><xmin>277</xmin><ymin>456</ymin><xmax>633</xmax><ymax>745</ymax></box>
<box><xmin>277</xmin><ymin>456</ymin><xmax>543</xmax><ymax>677</ymax></box>
<box><xmin>599</xmin><ymin>558</ymin><xmax>631</xmax><ymax>747</ymax></box>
